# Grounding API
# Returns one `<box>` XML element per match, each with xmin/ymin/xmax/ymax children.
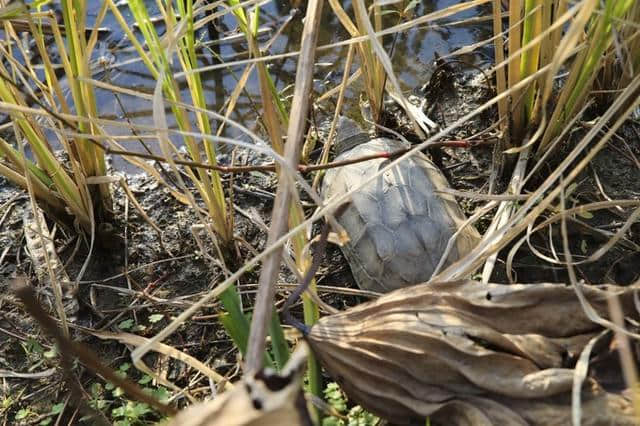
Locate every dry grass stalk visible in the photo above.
<box><xmin>245</xmin><ymin>0</ymin><xmax>324</xmax><ymax>371</ymax></box>
<box><xmin>23</xmin><ymin>205</ymin><xmax>78</xmax><ymax>332</ymax></box>
<box><xmin>434</xmin><ymin>71</ymin><xmax>640</xmax><ymax>282</ymax></box>
<box><xmin>308</xmin><ymin>280</ymin><xmax>639</xmax><ymax>425</ymax></box>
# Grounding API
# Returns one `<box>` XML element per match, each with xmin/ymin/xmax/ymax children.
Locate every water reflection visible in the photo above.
<box><xmin>23</xmin><ymin>1</ymin><xmax>494</xmax><ymax>172</ymax></box>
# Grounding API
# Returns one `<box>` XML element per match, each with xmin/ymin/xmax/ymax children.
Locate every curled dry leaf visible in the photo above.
<box><xmin>166</xmin><ymin>342</ymin><xmax>312</xmax><ymax>426</ymax></box>
<box><xmin>307</xmin><ymin>280</ymin><xmax>639</xmax><ymax>425</ymax></box>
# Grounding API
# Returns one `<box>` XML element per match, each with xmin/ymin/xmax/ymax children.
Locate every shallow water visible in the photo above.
<box><xmin>14</xmin><ymin>0</ymin><xmax>494</xmax><ymax>172</ymax></box>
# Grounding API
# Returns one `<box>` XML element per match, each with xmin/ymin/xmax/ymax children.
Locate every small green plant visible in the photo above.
<box><xmin>117</xmin><ymin>319</ymin><xmax>134</xmax><ymax>331</ymax></box>
<box><xmin>324</xmin><ymin>382</ymin><xmax>348</xmax><ymax>414</ymax></box>
<box><xmin>322</xmin><ymin>382</ymin><xmax>380</xmax><ymax>426</ymax></box>
<box><xmin>20</xmin><ymin>338</ymin><xmax>56</xmax><ymax>372</ymax></box>
<box><xmin>38</xmin><ymin>403</ymin><xmax>65</xmax><ymax>426</ymax></box>
<box><xmin>14</xmin><ymin>407</ymin><xmax>35</xmax><ymax>423</ymax></box>
<box><xmin>82</xmin><ymin>362</ymin><xmax>169</xmax><ymax>425</ymax></box>
<box><xmin>1</xmin><ymin>395</ymin><xmax>15</xmax><ymax>415</ymax></box>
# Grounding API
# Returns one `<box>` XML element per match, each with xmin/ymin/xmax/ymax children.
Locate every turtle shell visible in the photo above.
<box><xmin>322</xmin><ymin>137</ymin><xmax>480</xmax><ymax>292</ymax></box>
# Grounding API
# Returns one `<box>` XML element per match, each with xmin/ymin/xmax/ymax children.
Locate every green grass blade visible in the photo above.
<box><xmin>520</xmin><ymin>0</ymin><xmax>542</xmax><ymax>120</ymax></box>
<box><xmin>219</xmin><ymin>287</ymin><xmax>275</xmax><ymax>369</ymax></box>
<box><xmin>269</xmin><ymin>310</ymin><xmax>289</xmax><ymax>370</ymax></box>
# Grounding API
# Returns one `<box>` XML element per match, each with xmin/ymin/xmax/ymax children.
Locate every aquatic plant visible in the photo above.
<box><xmin>491</xmin><ymin>0</ymin><xmax>640</xmax><ymax>150</ymax></box>
<box><xmin>0</xmin><ymin>0</ymin><xmax>111</xmax><ymax>230</ymax></box>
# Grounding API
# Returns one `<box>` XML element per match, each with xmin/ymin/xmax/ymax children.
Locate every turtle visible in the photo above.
<box><xmin>322</xmin><ymin>116</ymin><xmax>481</xmax><ymax>293</ymax></box>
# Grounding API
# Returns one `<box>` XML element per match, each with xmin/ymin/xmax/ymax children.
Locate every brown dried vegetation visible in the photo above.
<box><xmin>308</xmin><ymin>280</ymin><xmax>639</xmax><ymax>425</ymax></box>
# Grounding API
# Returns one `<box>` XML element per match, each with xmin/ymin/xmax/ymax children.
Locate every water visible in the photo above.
<box><xmin>16</xmin><ymin>0</ymin><xmax>494</xmax><ymax>172</ymax></box>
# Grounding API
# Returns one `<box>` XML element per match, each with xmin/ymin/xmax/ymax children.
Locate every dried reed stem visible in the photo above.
<box><xmin>245</xmin><ymin>0</ymin><xmax>324</xmax><ymax>372</ymax></box>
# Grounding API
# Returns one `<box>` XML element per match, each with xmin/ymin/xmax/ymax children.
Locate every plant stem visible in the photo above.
<box><xmin>245</xmin><ymin>0</ymin><xmax>324</xmax><ymax>372</ymax></box>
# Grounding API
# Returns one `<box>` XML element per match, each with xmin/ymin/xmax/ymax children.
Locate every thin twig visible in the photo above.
<box><xmin>282</xmin><ymin>221</ymin><xmax>331</xmax><ymax>334</ymax></box>
<box><xmin>245</xmin><ymin>0</ymin><xmax>324</xmax><ymax>373</ymax></box>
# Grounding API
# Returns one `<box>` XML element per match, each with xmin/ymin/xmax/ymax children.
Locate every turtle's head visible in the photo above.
<box><xmin>335</xmin><ymin>116</ymin><xmax>370</xmax><ymax>154</ymax></box>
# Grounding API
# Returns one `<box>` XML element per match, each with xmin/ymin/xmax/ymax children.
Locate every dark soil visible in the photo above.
<box><xmin>0</xmin><ymin>150</ymin><xmax>364</xmax><ymax>423</ymax></box>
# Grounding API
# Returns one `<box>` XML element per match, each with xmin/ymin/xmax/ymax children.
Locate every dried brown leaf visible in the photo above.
<box><xmin>166</xmin><ymin>343</ymin><xmax>312</xmax><ymax>426</ymax></box>
<box><xmin>308</xmin><ymin>281</ymin><xmax>639</xmax><ymax>425</ymax></box>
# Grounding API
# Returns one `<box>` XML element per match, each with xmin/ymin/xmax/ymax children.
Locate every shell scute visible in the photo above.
<box><xmin>379</xmin><ymin>186</ymin><xmax>410</xmax><ymax>228</ymax></box>
<box><xmin>368</xmin><ymin>224</ymin><xmax>395</xmax><ymax>262</ymax></box>
<box><xmin>351</xmin><ymin>191</ymin><xmax>383</xmax><ymax>225</ymax></box>
<box><xmin>352</xmin><ymin>230</ymin><xmax>384</xmax><ymax>279</ymax></box>
<box><xmin>394</xmin><ymin>222</ymin><xmax>426</xmax><ymax>258</ymax></box>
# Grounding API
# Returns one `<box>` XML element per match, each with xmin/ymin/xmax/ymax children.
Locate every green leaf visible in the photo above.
<box><xmin>24</xmin><ymin>338</ymin><xmax>44</xmax><ymax>355</ymax></box>
<box><xmin>138</xmin><ymin>375</ymin><xmax>152</xmax><ymax>385</ymax></box>
<box><xmin>15</xmin><ymin>409</ymin><xmax>31</xmax><ymax>420</ymax></box>
<box><xmin>217</xmin><ymin>286</ymin><xmax>279</xmax><ymax>368</ymax></box>
<box><xmin>324</xmin><ymin>382</ymin><xmax>347</xmax><ymax>412</ymax></box>
<box><xmin>269</xmin><ymin>309</ymin><xmax>289</xmax><ymax>370</ymax></box>
<box><xmin>565</xmin><ymin>183</ymin><xmax>578</xmax><ymax>197</ymax></box>
<box><xmin>131</xmin><ymin>324</ymin><xmax>147</xmax><ymax>332</ymax></box>
<box><xmin>32</xmin><ymin>0</ymin><xmax>53</xmax><ymax>10</ymax></box>
<box><xmin>118</xmin><ymin>319</ymin><xmax>134</xmax><ymax>330</ymax></box>
<box><xmin>581</xmin><ymin>239</ymin><xmax>588</xmax><ymax>254</ymax></box>
<box><xmin>51</xmin><ymin>403</ymin><xmax>65</xmax><ymax>414</ymax></box>
<box><xmin>250</xmin><ymin>5</ymin><xmax>260</xmax><ymax>36</ymax></box>
<box><xmin>151</xmin><ymin>387</ymin><xmax>170</xmax><ymax>403</ymax></box>
<box><xmin>90</xmin><ymin>382</ymin><xmax>104</xmax><ymax>397</ymax></box>
<box><xmin>0</xmin><ymin>1</ymin><xmax>27</xmax><ymax>19</ymax></box>
<box><xmin>130</xmin><ymin>402</ymin><xmax>151</xmax><ymax>417</ymax></box>
<box><xmin>43</xmin><ymin>347</ymin><xmax>57</xmax><ymax>359</ymax></box>
<box><xmin>112</xmin><ymin>405</ymin><xmax>126</xmax><ymax>418</ymax></box>
<box><xmin>577</xmin><ymin>209</ymin><xmax>594</xmax><ymax>219</ymax></box>
<box><xmin>404</xmin><ymin>0</ymin><xmax>420</xmax><ymax>13</ymax></box>
<box><xmin>322</xmin><ymin>418</ymin><xmax>344</xmax><ymax>426</ymax></box>
<box><xmin>347</xmin><ymin>405</ymin><xmax>379</xmax><ymax>426</ymax></box>
<box><xmin>148</xmin><ymin>314</ymin><xmax>164</xmax><ymax>324</ymax></box>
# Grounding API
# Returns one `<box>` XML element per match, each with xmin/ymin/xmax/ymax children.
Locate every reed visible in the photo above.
<box><xmin>490</xmin><ymin>0</ymin><xmax>639</xmax><ymax>152</ymax></box>
<box><xmin>0</xmin><ymin>1</ymin><xmax>111</xmax><ymax>230</ymax></box>
<box><xmin>329</xmin><ymin>0</ymin><xmax>386</xmax><ymax>123</ymax></box>
<box><xmin>112</xmin><ymin>0</ymin><xmax>233</xmax><ymax>244</ymax></box>
<box><xmin>225</xmin><ymin>0</ymin><xmax>322</xmax><ymax>396</ymax></box>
